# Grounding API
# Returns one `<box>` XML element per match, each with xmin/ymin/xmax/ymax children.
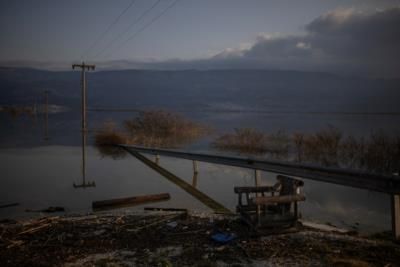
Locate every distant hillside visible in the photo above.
<box><xmin>0</xmin><ymin>67</ymin><xmax>399</xmax><ymax>113</ymax></box>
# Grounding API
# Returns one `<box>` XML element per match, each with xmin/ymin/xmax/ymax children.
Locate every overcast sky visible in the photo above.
<box><xmin>1</xmin><ymin>0</ymin><xmax>399</xmax><ymax>77</ymax></box>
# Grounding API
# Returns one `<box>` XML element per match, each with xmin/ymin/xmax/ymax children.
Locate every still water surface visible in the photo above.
<box><xmin>0</xmin><ymin>110</ymin><xmax>396</xmax><ymax>233</ymax></box>
<box><xmin>0</xmin><ymin>145</ymin><xmax>391</xmax><ymax>234</ymax></box>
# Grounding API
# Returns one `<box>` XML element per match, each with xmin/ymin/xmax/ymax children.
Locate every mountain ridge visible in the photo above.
<box><xmin>0</xmin><ymin>67</ymin><xmax>398</xmax><ymax>113</ymax></box>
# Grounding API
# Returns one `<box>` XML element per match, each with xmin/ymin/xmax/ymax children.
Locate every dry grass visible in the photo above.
<box><xmin>266</xmin><ymin>130</ymin><xmax>290</xmax><ymax>159</ymax></box>
<box><xmin>339</xmin><ymin>135</ymin><xmax>366</xmax><ymax>168</ymax></box>
<box><xmin>95</xmin><ymin>114</ymin><xmax>399</xmax><ymax>174</ymax></box>
<box><xmin>362</xmin><ymin>131</ymin><xmax>400</xmax><ymax>173</ymax></box>
<box><xmin>293</xmin><ymin>128</ymin><xmax>400</xmax><ymax>174</ymax></box>
<box><xmin>302</xmin><ymin>126</ymin><xmax>342</xmax><ymax>166</ymax></box>
<box><xmin>212</xmin><ymin>128</ymin><xmax>268</xmax><ymax>154</ymax></box>
<box><xmin>214</xmin><ymin>126</ymin><xmax>399</xmax><ymax>174</ymax></box>
<box><xmin>293</xmin><ymin>132</ymin><xmax>305</xmax><ymax>162</ymax></box>
<box><xmin>212</xmin><ymin>128</ymin><xmax>289</xmax><ymax>157</ymax></box>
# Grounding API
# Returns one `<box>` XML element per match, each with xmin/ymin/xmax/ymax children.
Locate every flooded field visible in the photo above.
<box><xmin>0</xmin><ymin>109</ymin><xmax>396</xmax><ymax>234</ymax></box>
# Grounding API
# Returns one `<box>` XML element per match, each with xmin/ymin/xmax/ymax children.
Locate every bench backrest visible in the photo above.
<box><xmin>276</xmin><ymin>175</ymin><xmax>304</xmax><ymax>196</ymax></box>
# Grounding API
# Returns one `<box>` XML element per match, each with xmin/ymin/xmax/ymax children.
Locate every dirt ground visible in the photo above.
<box><xmin>1</xmin><ymin>211</ymin><xmax>399</xmax><ymax>267</ymax></box>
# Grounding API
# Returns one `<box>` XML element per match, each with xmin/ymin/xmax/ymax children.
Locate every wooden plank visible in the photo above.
<box><xmin>120</xmin><ymin>145</ymin><xmax>400</xmax><ymax>194</ymax></box>
<box><xmin>300</xmin><ymin>220</ymin><xmax>349</xmax><ymax>234</ymax></box>
<box><xmin>92</xmin><ymin>193</ymin><xmax>170</xmax><ymax>210</ymax></box>
<box><xmin>126</xmin><ymin>150</ymin><xmax>232</xmax><ymax>214</ymax></box>
<box><xmin>392</xmin><ymin>194</ymin><xmax>400</xmax><ymax>239</ymax></box>
<box><xmin>252</xmin><ymin>194</ymin><xmax>306</xmax><ymax>205</ymax></box>
<box><xmin>144</xmin><ymin>207</ymin><xmax>188</xmax><ymax>212</ymax></box>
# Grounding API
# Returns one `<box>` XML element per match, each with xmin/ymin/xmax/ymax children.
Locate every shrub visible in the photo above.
<box><xmin>94</xmin><ymin>121</ymin><xmax>128</xmax><ymax>159</ymax></box>
<box><xmin>123</xmin><ymin>110</ymin><xmax>207</xmax><ymax>148</ymax></box>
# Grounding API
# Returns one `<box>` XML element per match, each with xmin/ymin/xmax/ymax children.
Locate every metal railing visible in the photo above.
<box><xmin>119</xmin><ymin>144</ymin><xmax>400</xmax><ymax>194</ymax></box>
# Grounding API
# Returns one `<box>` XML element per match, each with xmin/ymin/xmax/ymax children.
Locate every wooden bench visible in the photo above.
<box><xmin>234</xmin><ymin>175</ymin><xmax>305</xmax><ymax>229</ymax></box>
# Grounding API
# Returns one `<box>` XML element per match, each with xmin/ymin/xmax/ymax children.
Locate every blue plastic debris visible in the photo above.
<box><xmin>166</xmin><ymin>221</ymin><xmax>178</xmax><ymax>228</ymax></box>
<box><xmin>211</xmin><ymin>232</ymin><xmax>237</xmax><ymax>244</ymax></box>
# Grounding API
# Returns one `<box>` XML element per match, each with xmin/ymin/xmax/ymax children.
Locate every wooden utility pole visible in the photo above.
<box><xmin>72</xmin><ymin>62</ymin><xmax>95</xmax><ymax>133</ymax></box>
<box><xmin>72</xmin><ymin>62</ymin><xmax>96</xmax><ymax>188</ymax></box>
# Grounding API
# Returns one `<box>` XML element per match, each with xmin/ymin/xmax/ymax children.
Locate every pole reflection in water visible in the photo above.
<box><xmin>44</xmin><ymin>90</ymin><xmax>49</xmax><ymax>141</ymax></box>
<box><xmin>73</xmin><ymin>129</ymin><xmax>96</xmax><ymax>188</ymax></box>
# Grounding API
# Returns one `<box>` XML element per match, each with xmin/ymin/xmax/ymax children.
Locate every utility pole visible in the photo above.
<box><xmin>72</xmin><ymin>62</ymin><xmax>95</xmax><ymax>133</ymax></box>
<box><xmin>72</xmin><ymin>62</ymin><xmax>96</xmax><ymax>188</ymax></box>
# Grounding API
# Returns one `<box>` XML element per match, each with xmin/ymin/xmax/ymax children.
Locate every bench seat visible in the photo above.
<box><xmin>251</xmin><ymin>194</ymin><xmax>305</xmax><ymax>205</ymax></box>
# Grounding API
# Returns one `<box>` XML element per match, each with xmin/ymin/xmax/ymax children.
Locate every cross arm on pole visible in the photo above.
<box><xmin>72</xmin><ymin>62</ymin><xmax>96</xmax><ymax>70</ymax></box>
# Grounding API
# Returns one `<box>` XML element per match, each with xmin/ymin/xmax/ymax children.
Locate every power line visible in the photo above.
<box><xmin>81</xmin><ymin>0</ymin><xmax>137</xmax><ymax>60</ymax></box>
<box><xmin>104</xmin><ymin>0</ymin><xmax>179</xmax><ymax>59</ymax></box>
<box><xmin>93</xmin><ymin>0</ymin><xmax>162</xmax><ymax>59</ymax></box>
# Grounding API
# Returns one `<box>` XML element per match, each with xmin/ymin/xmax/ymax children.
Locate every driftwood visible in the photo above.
<box><xmin>92</xmin><ymin>193</ymin><xmax>170</xmax><ymax>210</ymax></box>
<box><xmin>7</xmin><ymin>240</ymin><xmax>24</xmax><ymax>249</ymax></box>
<box><xmin>18</xmin><ymin>223</ymin><xmax>51</xmax><ymax>235</ymax></box>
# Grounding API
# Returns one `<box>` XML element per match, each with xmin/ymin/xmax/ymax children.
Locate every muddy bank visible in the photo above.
<box><xmin>0</xmin><ymin>211</ymin><xmax>399</xmax><ymax>266</ymax></box>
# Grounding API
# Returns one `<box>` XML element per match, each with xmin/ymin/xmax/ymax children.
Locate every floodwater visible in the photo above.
<box><xmin>0</xmin><ymin>109</ymin><xmax>397</xmax><ymax>234</ymax></box>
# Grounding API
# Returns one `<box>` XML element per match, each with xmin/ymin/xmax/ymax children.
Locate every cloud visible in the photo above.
<box><xmin>2</xmin><ymin>7</ymin><xmax>400</xmax><ymax>78</ymax></box>
<box><xmin>211</xmin><ymin>7</ymin><xmax>400</xmax><ymax>77</ymax></box>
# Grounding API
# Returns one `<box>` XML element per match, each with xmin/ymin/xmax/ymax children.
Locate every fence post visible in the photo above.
<box><xmin>392</xmin><ymin>194</ymin><xmax>400</xmax><ymax>239</ymax></box>
<box><xmin>255</xmin><ymin>169</ymin><xmax>261</xmax><ymax>220</ymax></box>
<box><xmin>193</xmin><ymin>160</ymin><xmax>198</xmax><ymax>174</ymax></box>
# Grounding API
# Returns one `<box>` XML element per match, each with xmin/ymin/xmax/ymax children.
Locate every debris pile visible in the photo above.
<box><xmin>0</xmin><ymin>212</ymin><xmax>399</xmax><ymax>266</ymax></box>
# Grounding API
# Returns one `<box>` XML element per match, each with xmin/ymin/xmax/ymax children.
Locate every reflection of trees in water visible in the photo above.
<box><xmin>96</xmin><ymin>145</ymin><xmax>128</xmax><ymax>159</ymax></box>
<box><xmin>1</xmin><ymin>105</ymin><xmax>37</xmax><ymax>119</ymax></box>
<box><xmin>213</xmin><ymin>127</ymin><xmax>400</xmax><ymax>175</ymax></box>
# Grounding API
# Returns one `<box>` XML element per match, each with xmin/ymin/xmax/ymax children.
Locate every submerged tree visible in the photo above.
<box><xmin>95</xmin><ymin>110</ymin><xmax>208</xmax><ymax>159</ymax></box>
